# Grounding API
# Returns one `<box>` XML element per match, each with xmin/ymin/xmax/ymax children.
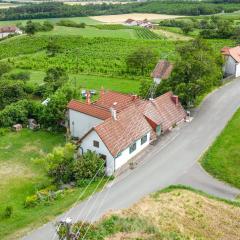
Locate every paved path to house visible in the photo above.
<box><xmin>23</xmin><ymin>78</ymin><xmax>240</xmax><ymax>240</ymax></box>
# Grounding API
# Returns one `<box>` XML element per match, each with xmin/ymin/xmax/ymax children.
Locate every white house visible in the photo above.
<box><xmin>151</xmin><ymin>60</ymin><xmax>173</xmax><ymax>85</ymax></box>
<box><xmin>67</xmin><ymin>90</ymin><xmax>186</xmax><ymax>175</ymax></box>
<box><xmin>0</xmin><ymin>26</ymin><xmax>22</xmax><ymax>39</ymax></box>
<box><xmin>221</xmin><ymin>46</ymin><xmax>240</xmax><ymax>78</ymax></box>
<box><xmin>67</xmin><ymin>99</ymin><xmax>110</xmax><ymax>138</ymax></box>
<box><xmin>80</xmin><ymin>105</ymin><xmax>152</xmax><ymax>175</ymax></box>
<box><xmin>124</xmin><ymin>19</ymin><xmax>138</xmax><ymax>26</ymax></box>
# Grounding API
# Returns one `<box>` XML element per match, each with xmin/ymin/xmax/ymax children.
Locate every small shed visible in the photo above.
<box><xmin>12</xmin><ymin>124</ymin><xmax>22</xmax><ymax>132</ymax></box>
<box><xmin>151</xmin><ymin>60</ymin><xmax>173</xmax><ymax>84</ymax></box>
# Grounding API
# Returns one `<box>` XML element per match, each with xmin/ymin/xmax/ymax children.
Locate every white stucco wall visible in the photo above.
<box><xmin>224</xmin><ymin>56</ymin><xmax>237</xmax><ymax>76</ymax></box>
<box><xmin>153</xmin><ymin>77</ymin><xmax>161</xmax><ymax>85</ymax></box>
<box><xmin>80</xmin><ymin>131</ymin><xmax>151</xmax><ymax>176</ymax></box>
<box><xmin>236</xmin><ymin>63</ymin><xmax>240</xmax><ymax>77</ymax></box>
<box><xmin>114</xmin><ymin>132</ymin><xmax>151</xmax><ymax>169</ymax></box>
<box><xmin>68</xmin><ymin>110</ymin><xmax>103</xmax><ymax>138</ymax></box>
<box><xmin>80</xmin><ymin>130</ymin><xmax>115</xmax><ymax>175</ymax></box>
<box><xmin>0</xmin><ymin>33</ymin><xmax>10</xmax><ymax>39</ymax></box>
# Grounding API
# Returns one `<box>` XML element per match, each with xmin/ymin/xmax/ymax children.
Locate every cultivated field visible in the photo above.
<box><xmin>65</xmin><ymin>1</ymin><xmax>129</xmax><ymax>5</ymax></box>
<box><xmin>0</xmin><ymin>3</ymin><xmax>18</xmax><ymax>9</ymax></box>
<box><xmin>91</xmin><ymin>13</ymin><xmax>184</xmax><ymax>23</ymax></box>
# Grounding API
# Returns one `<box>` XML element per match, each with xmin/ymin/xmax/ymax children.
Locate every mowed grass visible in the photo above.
<box><xmin>0</xmin><ymin>129</ymin><xmax>106</xmax><ymax>239</ymax></box>
<box><xmin>201</xmin><ymin>108</ymin><xmax>240</xmax><ymax>189</ymax></box>
<box><xmin>38</xmin><ymin>25</ymin><xmax>138</xmax><ymax>39</ymax></box>
<box><xmin>18</xmin><ymin>69</ymin><xmax>141</xmax><ymax>94</ymax></box>
<box><xmin>0</xmin><ymin>16</ymin><xmax>101</xmax><ymax>27</ymax></box>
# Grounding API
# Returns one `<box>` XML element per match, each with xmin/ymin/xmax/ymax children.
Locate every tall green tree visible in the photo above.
<box><xmin>46</xmin><ymin>40</ymin><xmax>61</xmax><ymax>57</ymax></box>
<box><xmin>25</xmin><ymin>20</ymin><xmax>37</xmax><ymax>35</ymax></box>
<box><xmin>44</xmin><ymin>67</ymin><xmax>68</xmax><ymax>93</ymax></box>
<box><xmin>157</xmin><ymin>38</ymin><xmax>223</xmax><ymax>107</ymax></box>
<box><xmin>126</xmin><ymin>47</ymin><xmax>158</xmax><ymax>75</ymax></box>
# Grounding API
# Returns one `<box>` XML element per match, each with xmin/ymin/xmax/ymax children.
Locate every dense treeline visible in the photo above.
<box><xmin>1</xmin><ymin>1</ymin><xmax>240</xmax><ymax>20</ymax></box>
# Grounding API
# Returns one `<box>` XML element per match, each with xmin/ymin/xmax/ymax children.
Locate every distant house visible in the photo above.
<box><xmin>151</xmin><ymin>60</ymin><xmax>173</xmax><ymax>84</ymax></box>
<box><xmin>0</xmin><ymin>26</ymin><xmax>22</xmax><ymax>39</ymax></box>
<box><xmin>67</xmin><ymin>90</ymin><xmax>186</xmax><ymax>175</ymax></box>
<box><xmin>124</xmin><ymin>18</ymin><xmax>153</xmax><ymax>29</ymax></box>
<box><xmin>221</xmin><ymin>46</ymin><xmax>240</xmax><ymax>78</ymax></box>
<box><xmin>124</xmin><ymin>19</ymin><xmax>138</xmax><ymax>26</ymax></box>
<box><xmin>137</xmin><ymin>19</ymin><xmax>153</xmax><ymax>29</ymax></box>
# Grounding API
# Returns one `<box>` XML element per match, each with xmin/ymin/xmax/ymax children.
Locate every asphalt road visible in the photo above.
<box><xmin>23</xmin><ymin>78</ymin><xmax>240</xmax><ymax>240</ymax></box>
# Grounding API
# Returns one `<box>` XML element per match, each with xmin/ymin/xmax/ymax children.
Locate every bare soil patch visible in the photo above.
<box><xmin>91</xmin><ymin>13</ymin><xmax>183</xmax><ymax>24</ymax></box>
<box><xmin>0</xmin><ymin>162</ymin><xmax>35</xmax><ymax>182</ymax></box>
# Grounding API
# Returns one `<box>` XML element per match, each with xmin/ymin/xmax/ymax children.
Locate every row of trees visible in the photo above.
<box><xmin>18</xmin><ymin>20</ymin><xmax>54</xmax><ymax>35</ymax></box>
<box><xmin>159</xmin><ymin>16</ymin><xmax>240</xmax><ymax>39</ymax></box>
<box><xmin>1</xmin><ymin>1</ymin><xmax>240</xmax><ymax>21</ymax></box>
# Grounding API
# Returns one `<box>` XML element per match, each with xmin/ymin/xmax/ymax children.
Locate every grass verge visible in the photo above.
<box><xmin>201</xmin><ymin>108</ymin><xmax>240</xmax><ymax>189</ymax></box>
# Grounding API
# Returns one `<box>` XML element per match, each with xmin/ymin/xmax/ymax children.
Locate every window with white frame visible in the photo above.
<box><xmin>141</xmin><ymin>134</ymin><xmax>148</xmax><ymax>145</ymax></box>
<box><xmin>129</xmin><ymin>142</ymin><xmax>137</xmax><ymax>154</ymax></box>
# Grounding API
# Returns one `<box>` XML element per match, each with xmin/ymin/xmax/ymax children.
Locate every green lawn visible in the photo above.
<box><xmin>17</xmin><ymin>69</ymin><xmax>141</xmax><ymax>94</ymax></box>
<box><xmin>0</xmin><ymin>129</ymin><xmax>107</xmax><ymax>239</ymax></box>
<box><xmin>0</xmin><ymin>16</ymin><xmax>101</xmax><ymax>27</ymax></box>
<box><xmin>38</xmin><ymin>25</ymin><xmax>138</xmax><ymax>39</ymax></box>
<box><xmin>201</xmin><ymin>108</ymin><xmax>240</xmax><ymax>189</ymax></box>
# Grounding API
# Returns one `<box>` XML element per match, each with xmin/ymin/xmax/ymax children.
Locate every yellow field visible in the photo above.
<box><xmin>0</xmin><ymin>3</ymin><xmax>18</xmax><ymax>9</ymax></box>
<box><xmin>65</xmin><ymin>1</ymin><xmax>129</xmax><ymax>6</ymax></box>
<box><xmin>90</xmin><ymin>13</ymin><xmax>184</xmax><ymax>23</ymax></box>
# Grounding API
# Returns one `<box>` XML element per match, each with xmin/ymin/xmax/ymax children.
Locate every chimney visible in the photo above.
<box><xmin>131</xmin><ymin>94</ymin><xmax>138</xmax><ymax>101</ymax></box>
<box><xmin>100</xmin><ymin>86</ymin><xmax>105</xmax><ymax>99</ymax></box>
<box><xmin>110</xmin><ymin>102</ymin><xmax>117</xmax><ymax>120</ymax></box>
<box><xmin>172</xmin><ymin>95</ymin><xmax>179</xmax><ymax>106</ymax></box>
<box><xmin>86</xmin><ymin>91</ymin><xmax>91</xmax><ymax>105</ymax></box>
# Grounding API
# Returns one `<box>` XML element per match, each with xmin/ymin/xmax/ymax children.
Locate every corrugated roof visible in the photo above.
<box><xmin>151</xmin><ymin>60</ymin><xmax>173</xmax><ymax>79</ymax></box>
<box><xmin>94</xmin><ymin>105</ymin><xmax>151</xmax><ymax>157</ymax></box>
<box><xmin>67</xmin><ymin>100</ymin><xmax>111</xmax><ymax>120</ymax></box>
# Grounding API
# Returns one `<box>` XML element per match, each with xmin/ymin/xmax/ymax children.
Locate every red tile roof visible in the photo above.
<box><xmin>151</xmin><ymin>60</ymin><xmax>173</xmax><ymax>79</ymax></box>
<box><xmin>136</xmin><ymin>101</ymin><xmax>162</xmax><ymax>126</ymax></box>
<box><xmin>67</xmin><ymin>100</ymin><xmax>111</xmax><ymax>120</ymax></box>
<box><xmin>94</xmin><ymin>105</ymin><xmax>151</xmax><ymax>157</ymax></box>
<box><xmin>125</xmin><ymin>18</ymin><xmax>135</xmax><ymax>23</ymax></box>
<box><xmin>151</xmin><ymin>92</ymin><xmax>186</xmax><ymax>132</ymax></box>
<box><xmin>94</xmin><ymin>90</ymin><xmax>142</xmax><ymax>112</ymax></box>
<box><xmin>0</xmin><ymin>26</ymin><xmax>18</xmax><ymax>33</ymax></box>
<box><xmin>221</xmin><ymin>46</ymin><xmax>240</xmax><ymax>63</ymax></box>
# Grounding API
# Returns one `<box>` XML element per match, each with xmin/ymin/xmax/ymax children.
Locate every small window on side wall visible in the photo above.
<box><xmin>93</xmin><ymin>140</ymin><xmax>99</xmax><ymax>148</ymax></box>
<box><xmin>141</xmin><ymin>135</ymin><xmax>148</xmax><ymax>145</ymax></box>
<box><xmin>129</xmin><ymin>142</ymin><xmax>137</xmax><ymax>154</ymax></box>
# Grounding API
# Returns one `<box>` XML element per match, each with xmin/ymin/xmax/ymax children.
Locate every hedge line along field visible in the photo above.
<box><xmin>2</xmin><ymin>35</ymin><xmax>176</xmax><ymax>77</ymax></box>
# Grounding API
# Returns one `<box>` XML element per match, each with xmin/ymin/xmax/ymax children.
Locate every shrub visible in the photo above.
<box><xmin>3</xmin><ymin>206</ymin><xmax>13</xmax><ymax>218</ymax></box>
<box><xmin>39</xmin><ymin>143</ymin><xmax>76</xmax><ymax>185</ymax></box>
<box><xmin>74</xmin><ymin>151</ymin><xmax>105</xmax><ymax>180</ymax></box>
<box><xmin>24</xmin><ymin>195</ymin><xmax>38</xmax><ymax>208</ymax></box>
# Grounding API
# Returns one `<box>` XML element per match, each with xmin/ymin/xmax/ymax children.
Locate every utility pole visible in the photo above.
<box><xmin>57</xmin><ymin>217</ymin><xmax>74</xmax><ymax>240</ymax></box>
<box><xmin>65</xmin><ymin>217</ymin><xmax>72</xmax><ymax>240</ymax></box>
